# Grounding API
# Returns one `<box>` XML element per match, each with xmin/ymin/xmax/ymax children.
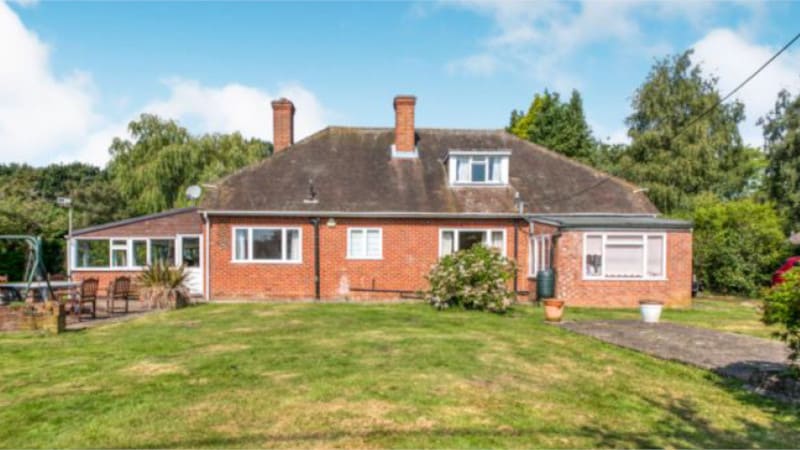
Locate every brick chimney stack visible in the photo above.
<box><xmin>393</xmin><ymin>95</ymin><xmax>417</xmax><ymax>156</ymax></box>
<box><xmin>271</xmin><ymin>98</ymin><xmax>295</xmax><ymax>153</ymax></box>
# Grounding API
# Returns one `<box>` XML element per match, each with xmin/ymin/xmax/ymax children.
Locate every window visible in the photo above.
<box><xmin>181</xmin><ymin>237</ymin><xmax>201</xmax><ymax>268</ymax></box>
<box><xmin>150</xmin><ymin>239</ymin><xmax>175</xmax><ymax>266</ymax></box>
<box><xmin>449</xmin><ymin>152</ymin><xmax>509</xmax><ymax>185</ymax></box>
<box><xmin>72</xmin><ymin>237</ymin><xmax>182</xmax><ymax>270</ymax></box>
<box><xmin>232</xmin><ymin>227</ymin><xmax>301</xmax><ymax>263</ymax></box>
<box><xmin>439</xmin><ymin>229</ymin><xmax>506</xmax><ymax>257</ymax></box>
<box><xmin>348</xmin><ymin>228</ymin><xmax>382</xmax><ymax>259</ymax></box>
<box><xmin>584</xmin><ymin>233</ymin><xmax>667</xmax><ymax>280</ymax></box>
<box><xmin>530</xmin><ymin>235</ymin><xmax>552</xmax><ymax>275</ymax></box>
<box><xmin>75</xmin><ymin>240</ymin><xmax>110</xmax><ymax>268</ymax></box>
<box><xmin>132</xmin><ymin>240</ymin><xmax>148</xmax><ymax>267</ymax></box>
<box><xmin>110</xmin><ymin>239</ymin><xmax>128</xmax><ymax>268</ymax></box>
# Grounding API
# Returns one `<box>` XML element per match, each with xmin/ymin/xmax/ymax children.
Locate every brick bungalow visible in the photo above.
<box><xmin>68</xmin><ymin>95</ymin><xmax>693</xmax><ymax>307</ymax></box>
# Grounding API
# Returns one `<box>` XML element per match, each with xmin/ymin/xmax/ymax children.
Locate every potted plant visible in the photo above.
<box><xmin>543</xmin><ymin>299</ymin><xmax>565</xmax><ymax>322</ymax></box>
<box><xmin>639</xmin><ymin>299</ymin><xmax>664</xmax><ymax>323</ymax></box>
<box><xmin>138</xmin><ymin>263</ymin><xmax>191</xmax><ymax>310</ymax></box>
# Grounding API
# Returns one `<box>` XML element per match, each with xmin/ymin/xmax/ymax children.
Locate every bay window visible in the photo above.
<box><xmin>232</xmin><ymin>227</ymin><xmax>301</xmax><ymax>263</ymax></box>
<box><xmin>348</xmin><ymin>228</ymin><xmax>382</xmax><ymax>259</ymax></box>
<box><xmin>584</xmin><ymin>233</ymin><xmax>666</xmax><ymax>280</ymax></box>
<box><xmin>439</xmin><ymin>229</ymin><xmax>505</xmax><ymax>257</ymax></box>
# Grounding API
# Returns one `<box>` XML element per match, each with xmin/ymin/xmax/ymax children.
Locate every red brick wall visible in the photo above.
<box><xmin>208</xmin><ymin>216</ymin><xmax>532</xmax><ymax>300</ymax></box>
<box><xmin>551</xmin><ymin>230</ymin><xmax>693</xmax><ymax>307</ymax></box>
<box><xmin>73</xmin><ymin>210</ymin><xmax>202</xmax><ymax>238</ymax></box>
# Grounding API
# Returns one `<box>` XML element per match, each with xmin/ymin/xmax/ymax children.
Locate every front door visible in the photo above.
<box><xmin>178</xmin><ymin>235</ymin><xmax>202</xmax><ymax>296</ymax></box>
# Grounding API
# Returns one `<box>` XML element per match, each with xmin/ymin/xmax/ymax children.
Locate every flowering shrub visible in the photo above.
<box><xmin>763</xmin><ymin>267</ymin><xmax>800</xmax><ymax>372</ymax></box>
<box><xmin>426</xmin><ymin>245</ymin><xmax>517</xmax><ymax>313</ymax></box>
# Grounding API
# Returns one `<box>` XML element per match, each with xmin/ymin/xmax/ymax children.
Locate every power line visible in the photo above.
<box><xmin>675</xmin><ymin>30</ymin><xmax>800</xmax><ymax>139</ymax></box>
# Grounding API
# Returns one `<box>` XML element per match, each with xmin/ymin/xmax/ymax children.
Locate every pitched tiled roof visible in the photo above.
<box><xmin>201</xmin><ymin>127</ymin><xmax>658</xmax><ymax>215</ymax></box>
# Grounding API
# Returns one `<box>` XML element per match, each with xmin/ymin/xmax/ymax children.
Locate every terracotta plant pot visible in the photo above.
<box><xmin>639</xmin><ymin>300</ymin><xmax>664</xmax><ymax>323</ymax></box>
<box><xmin>543</xmin><ymin>300</ymin><xmax>565</xmax><ymax>322</ymax></box>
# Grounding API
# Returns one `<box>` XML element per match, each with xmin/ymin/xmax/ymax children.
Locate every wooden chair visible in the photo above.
<box><xmin>71</xmin><ymin>278</ymin><xmax>98</xmax><ymax>321</ymax></box>
<box><xmin>106</xmin><ymin>277</ymin><xmax>131</xmax><ymax>314</ymax></box>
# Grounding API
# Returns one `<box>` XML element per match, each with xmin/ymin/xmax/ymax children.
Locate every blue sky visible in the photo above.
<box><xmin>2</xmin><ymin>1</ymin><xmax>800</xmax><ymax>166</ymax></box>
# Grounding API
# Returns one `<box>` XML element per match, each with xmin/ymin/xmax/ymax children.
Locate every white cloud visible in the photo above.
<box><xmin>0</xmin><ymin>1</ymin><xmax>99</xmax><ymax>165</ymax></box>
<box><xmin>0</xmin><ymin>2</ymin><xmax>330</xmax><ymax>167</ymax></box>
<box><xmin>692</xmin><ymin>28</ymin><xmax>800</xmax><ymax>147</ymax></box>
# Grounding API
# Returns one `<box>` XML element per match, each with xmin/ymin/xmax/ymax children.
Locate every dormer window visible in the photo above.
<box><xmin>447</xmin><ymin>150</ymin><xmax>510</xmax><ymax>186</ymax></box>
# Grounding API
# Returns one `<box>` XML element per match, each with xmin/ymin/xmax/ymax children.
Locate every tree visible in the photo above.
<box><xmin>508</xmin><ymin>90</ymin><xmax>596</xmax><ymax>161</ymax></box>
<box><xmin>107</xmin><ymin>114</ymin><xmax>271</xmax><ymax>216</ymax></box>
<box><xmin>619</xmin><ymin>51</ymin><xmax>759</xmax><ymax>214</ymax></box>
<box><xmin>688</xmin><ymin>194</ymin><xmax>788</xmax><ymax>296</ymax></box>
<box><xmin>759</xmin><ymin>89</ymin><xmax>800</xmax><ymax>229</ymax></box>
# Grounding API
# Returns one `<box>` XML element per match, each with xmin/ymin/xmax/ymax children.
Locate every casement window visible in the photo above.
<box><xmin>584</xmin><ymin>233</ymin><xmax>666</xmax><ymax>280</ymax></box>
<box><xmin>232</xmin><ymin>227</ymin><xmax>301</xmax><ymax>263</ymax></box>
<box><xmin>439</xmin><ymin>229</ymin><xmax>506</xmax><ymax>257</ymax></box>
<box><xmin>73</xmin><ymin>237</ymin><xmax>179</xmax><ymax>270</ymax></box>
<box><xmin>110</xmin><ymin>240</ymin><xmax>128</xmax><ymax>268</ymax></box>
<box><xmin>447</xmin><ymin>151</ymin><xmax>510</xmax><ymax>185</ymax></box>
<box><xmin>530</xmin><ymin>235</ymin><xmax>553</xmax><ymax>275</ymax></box>
<box><xmin>347</xmin><ymin>228</ymin><xmax>382</xmax><ymax>259</ymax></box>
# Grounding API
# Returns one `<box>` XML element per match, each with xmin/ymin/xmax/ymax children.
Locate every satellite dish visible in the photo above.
<box><xmin>185</xmin><ymin>185</ymin><xmax>202</xmax><ymax>201</ymax></box>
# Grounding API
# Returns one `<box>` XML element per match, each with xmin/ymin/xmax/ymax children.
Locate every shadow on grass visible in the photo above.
<box><xmin>135</xmin><ymin>393</ymin><xmax>799</xmax><ymax>449</ymax></box>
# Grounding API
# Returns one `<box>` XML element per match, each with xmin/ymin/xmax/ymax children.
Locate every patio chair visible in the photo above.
<box><xmin>106</xmin><ymin>276</ymin><xmax>131</xmax><ymax>315</ymax></box>
<box><xmin>71</xmin><ymin>278</ymin><xmax>98</xmax><ymax>321</ymax></box>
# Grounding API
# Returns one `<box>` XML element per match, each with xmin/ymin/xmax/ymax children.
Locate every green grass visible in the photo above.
<box><xmin>0</xmin><ymin>302</ymin><xmax>797</xmax><ymax>448</ymax></box>
<box><xmin>568</xmin><ymin>295</ymin><xmax>780</xmax><ymax>339</ymax></box>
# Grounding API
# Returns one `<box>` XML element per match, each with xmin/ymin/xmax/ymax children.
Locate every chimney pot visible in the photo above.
<box><xmin>393</xmin><ymin>95</ymin><xmax>417</xmax><ymax>156</ymax></box>
<box><xmin>271</xmin><ymin>98</ymin><xmax>295</xmax><ymax>153</ymax></box>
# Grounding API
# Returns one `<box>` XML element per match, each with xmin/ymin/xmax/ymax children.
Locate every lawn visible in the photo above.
<box><xmin>1</xmin><ymin>301</ymin><xmax>798</xmax><ymax>448</ymax></box>
<box><xmin>569</xmin><ymin>295</ymin><xmax>780</xmax><ymax>339</ymax></box>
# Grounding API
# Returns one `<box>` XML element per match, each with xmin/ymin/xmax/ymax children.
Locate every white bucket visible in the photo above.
<box><xmin>640</xmin><ymin>301</ymin><xmax>663</xmax><ymax>323</ymax></box>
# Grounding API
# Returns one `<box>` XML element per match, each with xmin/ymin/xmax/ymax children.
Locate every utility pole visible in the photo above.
<box><xmin>57</xmin><ymin>197</ymin><xmax>73</xmax><ymax>279</ymax></box>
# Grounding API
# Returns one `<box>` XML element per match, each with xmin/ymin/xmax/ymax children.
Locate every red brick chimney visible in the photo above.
<box><xmin>271</xmin><ymin>98</ymin><xmax>295</xmax><ymax>153</ymax></box>
<box><xmin>393</xmin><ymin>95</ymin><xmax>417</xmax><ymax>156</ymax></box>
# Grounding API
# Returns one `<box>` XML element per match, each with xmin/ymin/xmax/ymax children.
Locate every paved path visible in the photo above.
<box><xmin>561</xmin><ymin>320</ymin><xmax>791</xmax><ymax>383</ymax></box>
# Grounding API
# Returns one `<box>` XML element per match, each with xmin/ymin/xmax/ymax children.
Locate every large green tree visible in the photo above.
<box><xmin>107</xmin><ymin>114</ymin><xmax>272</xmax><ymax>216</ymax></box>
<box><xmin>508</xmin><ymin>90</ymin><xmax>596</xmax><ymax>162</ymax></box>
<box><xmin>759</xmin><ymin>89</ymin><xmax>800</xmax><ymax>229</ymax></box>
<box><xmin>619</xmin><ymin>50</ymin><xmax>761</xmax><ymax>213</ymax></box>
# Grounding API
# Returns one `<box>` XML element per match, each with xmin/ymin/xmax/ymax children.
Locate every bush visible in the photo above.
<box><xmin>138</xmin><ymin>263</ymin><xmax>191</xmax><ymax>309</ymax></box>
<box><xmin>689</xmin><ymin>195</ymin><xmax>788</xmax><ymax>296</ymax></box>
<box><xmin>763</xmin><ymin>268</ymin><xmax>800</xmax><ymax>371</ymax></box>
<box><xmin>426</xmin><ymin>245</ymin><xmax>517</xmax><ymax>313</ymax></box>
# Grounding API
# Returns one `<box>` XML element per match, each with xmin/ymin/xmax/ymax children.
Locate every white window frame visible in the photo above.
<box><xmin>438</xmin><ymin>228</ymin><xmax>507</xmax><ymax>257</ymax></box>
<box><xmin>231</xmin><ymin>226</ymin><xmax>302</xmax><ymax>264</ymax></box>
<box><xmin>346</xmin><ymin>228</ymin><xmax>383</xmax><ymax>260</ymax></box>
<box><xmin>448</xmin><ymin>151</ymin><xmax>510</xmax><ymax>186</ymax></box>
<box><xmin>529</xmin><ymin>234</ymin><xmax>552</xmax><ymax>276</ymax></box>
<box><xmin>582</xmin><ymin>232</ymin><xmax>667</xmax><ymax>281</ymax></box>
<box><xmin>71</xmin><ymin>236</ymin><xmax>175</xmax><ymax>271</ymax></box>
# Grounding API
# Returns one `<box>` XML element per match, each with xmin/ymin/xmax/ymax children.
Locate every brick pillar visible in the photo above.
<box><xmin>393</xmin><ymin>95</ymin><xmax>417</xmax><ymax>154</ymax></box>
<box><xmin>271</xmin><ymin>98</ymin><xmax>295</xmax><ymax>153</ymax></box>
